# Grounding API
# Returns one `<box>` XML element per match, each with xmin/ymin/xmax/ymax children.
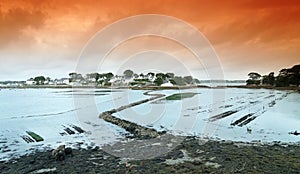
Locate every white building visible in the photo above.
<box><xmin>161</xmin><ymin>81</ymin><xmax>174</xmax><ymax>87</ymax></box>
<box><xmin>26</xmin><ymin>79</ymin><xmax>36</xmax><ymax>85</ymax></box>
<box><xmin>54</xmin><ymin>78</ymin><xmax>70</xmax><ymax>85</ymax></box>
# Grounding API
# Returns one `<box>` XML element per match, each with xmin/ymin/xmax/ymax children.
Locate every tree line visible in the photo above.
<box><xmin>246</xmin><ymin>64</ymin><xmax>300</xmax><ymax>87</ymax></box>
<box><xmin>29</xmin><ymin>69</ymin><xmax>200</xmax><ymax>86</ymax></box>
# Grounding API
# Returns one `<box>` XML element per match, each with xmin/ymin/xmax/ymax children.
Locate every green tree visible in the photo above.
<box><xmin>169</xmin><ymin>79</ymin><xmax>176</xmax><ymax>85</ymax></box>
<box><xmin>69</xmin><ymin>72</ymin><xmax>83</xmax><ymax>82</ymax></box>
<box><xmin>69</xmin><ymin>72</ymin><xmax>77</xmax><ymax>78</ymax></box>
<box><xmin>275</xmin><ymin>65</ymin><xmax>300</xmax><ymax>87</ymax></box>
<box><xmin>133</xmin><ymin>73</ymin><xmax>139</xmax><ymax>78</ymax></box>
<box><xmin>34</xmin><ymin>76</ymin><xmax>46</xmax><ymax>85</ymax></box>
<box><xmin>288</xmin><ymin>65</ymin><xmax>300</xmax><ymax>86</ymax></box>
<box><xmin>156</xmin><ymin>73</ymin><xmax>167</xmax><ymax>80</ymax></box>
<box><xmin>248</xmin><ymin>72</ymin><xmax>261</xmax><ymax>80</ymax></box>
<box><xmin>183</xmin><ymin>76</ymin><xmax>193</xmax><ymax>84</ymax></box>
<box><xmin>173</xmin><ymin>76</ymin><xmax>186</xmax><ymax>86</ymax></box>
<box><xmin>193</xmin><ymin>78</ymin><xmax>201</xmax><ymax>84</ymax></box>
<box><xmin>247</xmin><ymin>64</ymin><xmax>300</xmax><ymax>87</ymax></box>
<box><xmin>268</xmin><ymin>72</ymin><xmax>275</xmax><ymax>85</ymax></box>
<box><xmin>154</xmin><ymin>77</ymin><xmax>163</xmax><ymax>86</ymax></box>
<box><xmin>86</xmin><ymin>73</ymin><xmax>100</xmax><ymax>82</ymax></box>
<box><xmin>147</xmin><ymin>72</ymin><xmax>155</xmax><ymax>77</ymax></box>
<box><xmin>262</xmin><ymin>72</ymin><xmax>275</xmax><ymax>86</ymax></box>
<box><xmin>246</xmin><ymin>72</ymin><xmax>261</xmax><ymax>85</ymax></box>
<box><xmin>123</xmin><ymin>69</ymin><xmax>134</xmax><ymax>78</ymax></box>
<box><xmin>103</xmin><ymin>72</ymin><xmax>114</xmax><ymax>80</ymax></box>
<box><xmin>288</xmin><ymin>74</ymin><xmax>300</xmax><ymax>86</ymax></box>
<box><xmin>166</xmin><ymin>73</ymin><xmax>174</xmax><ymax>79</ymax></box>
<box><xmin>275</xmin><ymin>75</ymin><xmax>289</xmax><ymax>87</ymax></box>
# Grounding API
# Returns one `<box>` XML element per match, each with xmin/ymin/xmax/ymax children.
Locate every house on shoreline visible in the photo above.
<box><xmin>0</xmin><ymin>81</ymin><xmax>25</xmax><ymax>87</ymax></box>
<box><xmin>26</xmin><ymin>78</ymin><xmax>36</xmax><ymax>85</ymax></box>
<box><xmin>0</xmin><ymin>71</ymin><xmax>203</xmax><ymax>88</ymax></box>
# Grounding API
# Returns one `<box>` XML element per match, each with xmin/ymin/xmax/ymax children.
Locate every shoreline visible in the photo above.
<box><xmin>1</xmin><ymin>84</ymin><xmax>299</xmax><ymax>91</ymax></box>
<box><xmin>1</xmin><ymin>137</ymin><xmax>299</xmax><ymax>173</ymax></box>
<box><xmin>1</xmin><ymin>85</ymin><xmax>300</xmax><ymax>172</ymax></box>
<box><xmin>0</xmin><ymin>85</ymin><xmax>209</xmax><ymax>90</ymax></box>
<box><xmin>222</xmin><ymin>85</ymin><xmax>300</xmax><ymax>91</ymax></box>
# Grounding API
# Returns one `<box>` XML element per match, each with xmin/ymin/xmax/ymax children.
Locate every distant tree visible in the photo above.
<box><xmin>248</xmin><ymin>72</ymin><xmax>261</xmax><ymax>80</ymax></box>
<box><xmin>86</xmin><ymin>73</ymin><xmax>100</xmax><ymax>82</ymax></box>
<box><xmin>133</xmin><ymin>73</ymin><xmax>139</xmax><ymax>78</ymax></box>
<box><xmin>69</xmin><ymin>72</ymin><xmax>84</xmax><ymax>82</ymax></box>
<box><xmin>173</xmin><ymin>76</ymin><xmax>186</xmax><ymax>86</ymax></box>
<box><xmin>279</xmin><ymin>69</ymin><xmax>288</xmax><ymax>77</ymax></box>
<box><xmin>247</xmin><ymin>64</ymin><xmax>300</xmax><ymax>87</ymax></box>
<box><xmin>268</xmin><ymin>72</ymin><xmax>275</xmax><ymax>85</ymax></box>
<box><xmin>98</xmin><ymin>80</ymin><xmax>104</xmax><ymax>85</ymax></box>
<box><xmin>183</xmin><ymin>76</ymin><xmax>193</xmax><ymax>84</ymax></box>
<box><xmin>156</xmin><ymin>73</ymin><xmax>167</xmax><ymax>80</ymax></box>
<box><xmin>193</xmin><ymin>78</ymin><xmax>201</xmax><ymax>84</ymax></box>
<box><xmin>288</xmin><ymin>74</ymin><xmax>300</xmax><ymax>86</ymax></box>
<box><xmin>46</xmin><ymin>77</ymin><xmax>51</xmax><ymax>81</ymax></box>
<box><xmin>147</xmin><ymin>72</ymin><xmax>155</xmax><ymax>77</ymax></box>
<box><xmin>154</xmin><ymin>77</ymin><xmax>164</xmax><ymax>86</ymax></box>
<box><xmin>78</xmin><ymin>74</ymin><xmax>84</xmax><ymax>80</ymax></box>
<box><xmin>275</xmin><ymin>75</ymin><xmax>289</xmax><ymax>87</ymax></box>
<box><xmin>123</xmin><ymin>69</ymin><xmax>134</xmax><ymax>78</ymax></box>
<box><xmin>104</xmin><ymin>82</ymin><xmax>112</xmax><ymax>86</ymax></box>
<box><xmin>169</xmin><ymin>79</ymin><xmax>176</xmax><ymax>85</ymax></box>
<box><xmin>166</xmin><ymin>73</ymin><xmax>175</xmax><ymax>79</ymax></box>
<box><xmin>34</xmin><ymin>76</ymin><xmax>46</xmax><ymax>85</ymax></box>
<box><xmin>246</xmin><ymin>72</ymin><xmax>261</xmax><ymax>85</ymax></box>
<box><xmin>95</xmin><ymin>73</ymin><xmax>100</xmax><ymax>82</ymax></box>
<box><xmin>134</xmin><ymin>78</ymin><xmax>149</xmax><ymax>82</ymax></box>
<box><xmin>103</xmin><ymin>72</ymin><xmax>114</xmax><ymax>80</ymax></box>
<box><xmin>289</xmin><ymin>64</ymin><xmax>300</xmax><ymax>74</ymax></box>
<box><xmin>69</xmin><ymin>72</ymin><xmax>77</xmax><ymax>78</ymax></box>
<box><xmin>93</xmin><ymin>72</ymin><xmax>114</xmax><ymax>86</ymax></box>
<box><xmin>275</xmin><ymin>65</ymin><xmax>300</xmax><ymax>87</ymax></box>
<box><xmin>262</xmin><ymin>72</ymin><xmax>275</xmax><ymax>86</ymax></box>
<box><xmin>288</xmin><ymin>65</ymin><xmax>300</xmax><ymax>86</ymax></box>
<box><xmin>98</xmin><ymin>73</ymin><xmax>105</xmax><ymax>79</ymax></box>
<box><xmin>262</xmin><ymin>75</ymin><xmax>268</xmax><ymax>85</ymax></box>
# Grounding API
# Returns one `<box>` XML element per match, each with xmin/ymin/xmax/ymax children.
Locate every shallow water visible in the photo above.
<box><xmin>0</xmin><ymin>88</ymin><xmax>299</xmax><ymax>161</ymax></box>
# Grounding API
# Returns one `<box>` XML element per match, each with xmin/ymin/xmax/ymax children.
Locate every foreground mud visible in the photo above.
<box><xmin>1</xmin><ymin>137</ymin><xmax>299</xmax><ymax>174</ymax></box>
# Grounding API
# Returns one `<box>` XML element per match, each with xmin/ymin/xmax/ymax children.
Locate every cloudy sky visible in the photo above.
<box><xmin>0</xmin><ymin>0</ymin><xmax>299</xmax><ymax>81</ymax></box>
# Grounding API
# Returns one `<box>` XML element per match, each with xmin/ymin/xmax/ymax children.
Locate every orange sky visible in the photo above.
<box><xmin>0</xmin><ymin>0</ymin><xmax>300</xmax><ymax>80</ymax></box>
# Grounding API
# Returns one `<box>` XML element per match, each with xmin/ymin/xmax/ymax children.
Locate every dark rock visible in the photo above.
<box><xmin>57</xmin><ymin>151</ymin><xmax>65</xmax><ymax>161</ymax></box>
<box><xmin>65</xmin><ymin>147</ymin><xmax>73</xmax><ymax>155</ymax></box>
<box><xmin>52</xmin><ymin>145</ymin><xmax>66</xmax><ymax>160</ymax></box>
<box><xmin>1</xmin><ymin>134</ymin><xmax>300</xmax><ymax>173</ymax></box>
<box><xmin>92</xmin><ymin>146</ymin><xmax>100</xmax><ymax>151</ymax></box>
<box><xmin>192</xmin><ymin>160</ymin><xmax>202</xmax><ymax>165</ymax></box>
<box><xmin>224</xmin><ymin>157</ymin><xmax>231</xmax><ymax>161</ymax></box>
<box><xmin>29</xmin><ymin>159</ymin><xmax>35</xmax><ymax>164</ymax></box>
